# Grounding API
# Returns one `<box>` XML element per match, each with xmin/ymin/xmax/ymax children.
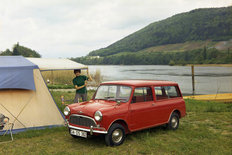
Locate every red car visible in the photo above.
<box><xmin>64</xmin><ymin>80</ymin><xmax>186</xmax><ymax>146</ymax></box>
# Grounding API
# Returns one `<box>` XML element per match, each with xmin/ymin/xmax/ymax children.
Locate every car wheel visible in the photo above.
<box><xmin>167</xmin><ymin>112</ymin><xmax>179</xmax><ymax>130</ymax></box>
<box><xmin>105</xmin><ymin>123</ymin><xmax>125</xmax><ymax>146</ymax></box>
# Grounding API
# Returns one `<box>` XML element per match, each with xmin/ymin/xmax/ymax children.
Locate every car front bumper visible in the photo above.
<box><xmin>68</xmin><ymin>124</ymin><xmax>107</xmax><ymax>135</ymax></box>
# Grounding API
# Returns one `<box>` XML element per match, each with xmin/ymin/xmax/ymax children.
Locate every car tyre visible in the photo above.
<box><xmin>105</xmin><ymin>123</ymin><xmax>125</xmax><ymax>146</ymax></box>
<box><xmin>167</xmin><ymin>112</ymin><xmax>179</xmax><ymax>130</ymax></box>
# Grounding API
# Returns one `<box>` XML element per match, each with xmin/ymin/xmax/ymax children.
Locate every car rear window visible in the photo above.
<box><xmin>154</xmin><ymin>86</ymin><xmax>181</xmax><ymax>100</ymax></box>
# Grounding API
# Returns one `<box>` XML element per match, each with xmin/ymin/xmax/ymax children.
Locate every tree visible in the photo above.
<box><xmin>0</xmin><ymin>43</ymin><xmax>41</xmax><ymax>57</ymax></box>
<box><xmin>203</xmin><ymin>46</ymin><xmax>207</xmax><ymax>60</ymax></box>
<box><xmin>0</xmin><ymin>49</ymin><xmax>12</xmax><ymax>56</ymax></box>
<box><xmin>169</xmin><ymin>60</ymin><xmax>175</xmax><ymax>66</ymax></box>
<box><xmin>12</xmin><ymin>44</ymin><xmax>20</xmax><ymax>55</ymax></box>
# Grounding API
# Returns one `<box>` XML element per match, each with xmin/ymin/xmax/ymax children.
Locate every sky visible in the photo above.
<box><xmin>0</xmin><ymin>0</ymin><xmax>231</xmax><ymax>58</ymax></box>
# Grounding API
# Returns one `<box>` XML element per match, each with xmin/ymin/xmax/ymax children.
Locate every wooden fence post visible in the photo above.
<box><xmin>191</xmin><ymin>65</ymin><xmax>195</xmax><ymax>95</ymax></box>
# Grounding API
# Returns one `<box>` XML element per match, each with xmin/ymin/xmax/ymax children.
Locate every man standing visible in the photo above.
<box><xmin>73</xmin><ymin>69</ymin><xmax>92</xmax><ymax>103</ymax></box>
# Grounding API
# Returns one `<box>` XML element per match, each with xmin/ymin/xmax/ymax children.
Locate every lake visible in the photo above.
<box><xmin>89</xmin><ymin>65</ymin><xmax>232</xmax><ymax>95</ymax></box>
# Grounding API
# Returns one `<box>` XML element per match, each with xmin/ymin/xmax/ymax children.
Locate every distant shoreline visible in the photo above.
<box><xmin>186</xmin><ymin>64</ymin><xmax>232</xmax><ymax>67</ymax></box>
<box><xmin>87</xmin><ymin>64</ymin><xmax>232</xmax><ymax>67</ymax></box>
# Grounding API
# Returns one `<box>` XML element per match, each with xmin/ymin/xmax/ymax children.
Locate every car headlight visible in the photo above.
<box><xmin>94</xmin><ymin>111</ymin><xmax>102</xmax><ymax>121</ymax></box>
<box><xmin>64</xmin><ymin>106</ymin><xmax>70</xmax><ymax>116</ymax></box>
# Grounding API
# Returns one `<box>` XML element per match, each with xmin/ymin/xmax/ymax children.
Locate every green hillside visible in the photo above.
<box><xmin>73</xmin><ymin>47</ymin><xmax>232</xmax><ymax>65</ymax></box>
<box><xmin>89</xmin><ymin>6</ymin><xmax>232</xmax><ymax>57</ymax></box>
<box><xmin>0</xmin><ymin>43</ymin><xmax>41</xmax><ymax>57</ymax></box>
<box><xmin>137</xmin><ymin>40</ymin><xmax>216</xmax><ymax>53</ymax></box>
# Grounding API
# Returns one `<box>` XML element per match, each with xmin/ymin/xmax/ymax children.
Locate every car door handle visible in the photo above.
<box><xmin>152</xmin><ymin>103</ymin><xmax>155</xmax><ymax>106</ymax></box>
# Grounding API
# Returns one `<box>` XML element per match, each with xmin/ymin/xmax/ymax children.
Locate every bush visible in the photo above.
<box><xmin>169</xmin><ymin>60</ymin><xmax>175</xmax><ymax>66</ymax></box>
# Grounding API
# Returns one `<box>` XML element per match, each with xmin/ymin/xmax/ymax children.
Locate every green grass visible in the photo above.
<box><xmin>1</xmin><ymin>93</ymin><xmax>231</xmax><ymax>154</ymax></box>
<box><xmin>51</xmin><ymin>90</ymin><xmax>96</xmax><ymax>111</ymax></box>
<box><xmin>41</xmin><ymin>70</ymin><xmax>75</xmax><ymax>85</ymax></box>
<box><xmin>41</xmin><ymin>70</ymin><xmax>103</xmax><ymax>87</ymax></box>
<box><xmin>47</xmin><ymin>84</ymin><xmax>74</xmax><ymax>89</ymax></box>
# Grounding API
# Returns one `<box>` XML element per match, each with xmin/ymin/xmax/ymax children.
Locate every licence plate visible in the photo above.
<box><xmin>70</xmin><ymin>129</ymin><xmax>87</xmax><ymax>138</ymax></box>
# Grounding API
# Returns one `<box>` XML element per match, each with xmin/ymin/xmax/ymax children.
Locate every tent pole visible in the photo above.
<box><xmin>51</xmin><ymin>70</ymin><xmax>54</xmax><ymax>85</ymax></box>
<box><xmin>0</xmin><ymin>103</ymin><xmax>26</xmax><ymax>128</ymax></box>
<box><xmin>51</xmin><ymin>70</ymin><xmax>54</xmax><ymax>92</ymax></box>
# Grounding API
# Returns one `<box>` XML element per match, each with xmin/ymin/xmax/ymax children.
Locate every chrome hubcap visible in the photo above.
<box><xmin>112</xmin><ymin>129</ymin><xmax>123</xmax><ymax>143</ymax></box>
<box><xmin>171</xmin><ymin>116</ymin><xmax>178</xmax><ymax>128</ymax></box>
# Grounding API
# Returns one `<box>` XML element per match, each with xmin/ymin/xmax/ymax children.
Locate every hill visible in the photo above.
<box><xmin>73</xmin><ymin>44</ymin><xmax>232</xmax><ymax>65</ymax></box>
<box><xmin>89</xmin><ymin>6</ymin><xmax>232</xmax><ymax>57</ymax></box>
<box><xmin>0</xmin><ymin>43</ymin><xmax>41</xmax><ymax>57</ymax></box>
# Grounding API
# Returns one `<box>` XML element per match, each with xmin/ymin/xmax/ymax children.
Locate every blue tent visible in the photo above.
<box><xmin>0</xmin><ymin>56</ymin><xmax>65</xmax><ymax>134</ymax></box>
<box><xmin>0</xmin><ymin>56</ymin><xmax>38</xmax><ymax>90</ymax></box>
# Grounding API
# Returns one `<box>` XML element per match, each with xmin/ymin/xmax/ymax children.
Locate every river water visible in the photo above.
<box><xmin>89</xmin><ymin>65</ymin><xmax>232</xmax><ymax>95</ymax></box>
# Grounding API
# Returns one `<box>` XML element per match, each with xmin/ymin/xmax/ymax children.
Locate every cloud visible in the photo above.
<box><xmin>0</xmin><ymin>0</ymin><xmax>231</xmax><ymax>58</ymax></box>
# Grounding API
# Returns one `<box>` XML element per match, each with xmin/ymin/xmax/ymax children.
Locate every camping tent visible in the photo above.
<box><xmin>0</xmin><ymin>56</ymin><xmax>87</xmax><ymax>133</ymax></box>
<box><xmin>26</xmin><ymin>58</ymin><xmax>88</xmax><ymax>71</ymax></box>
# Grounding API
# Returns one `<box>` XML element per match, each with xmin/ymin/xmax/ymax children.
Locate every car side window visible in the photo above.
<box><xmin>132</xmin><ymin>87</ymin><xmax>153</xmax><ymax>103</ymax></box>
<box><xmin>155</xmin><ymin>86</ymin><xmax>168</xmax><ymax>100</ymax></box>
<box><xmin>164</xmin><ymin>86</ymin><xmax>181</xmax><ymax>98</ymax></box>
<box><xmin>155</xmin><ymin>86</ymin><xmax>180</xmax><ymax>100</ymax></box>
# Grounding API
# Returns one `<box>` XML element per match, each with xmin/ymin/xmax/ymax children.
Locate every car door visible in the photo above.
<box><xmin>129</xmin><ymin>87</ymin><xmax>155</xmax><ymax>131</ymax></box>
<box><xmin>152</xmin><ymin>86</ymin><xmax>181</xmax><ymax>124</ymax></box>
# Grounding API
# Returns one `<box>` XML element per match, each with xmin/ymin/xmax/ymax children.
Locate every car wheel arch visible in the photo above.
<box><xmin>107</xmin><ymin>119</ymin><xmax>130</xmax><ymax>134</ymax></box>
<box><xmin>173</xmin><ymin>109</ymin><xmax>181</xmax><ymax>118</ymax></box>
<box><xmin>168</xmin><ymin>109</ymin><xmax>181</xmax><ymax>122</ymax></box>
<box><xmin>167</xmin><ymin>110</ymin><xmax>180</xmax><ymax>130</ymax></box>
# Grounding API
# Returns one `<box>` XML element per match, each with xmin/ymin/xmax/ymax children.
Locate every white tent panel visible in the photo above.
<box><xmin>27</xmin><ymin>58</ymin><xmax>88</xmax><ymax>71</ymax></box>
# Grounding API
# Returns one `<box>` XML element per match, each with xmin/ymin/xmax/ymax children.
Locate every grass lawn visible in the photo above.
<box><xmin>0</xmin><ymin>91</ymin><xmax>231</xmax><ymax>155</ymax></box>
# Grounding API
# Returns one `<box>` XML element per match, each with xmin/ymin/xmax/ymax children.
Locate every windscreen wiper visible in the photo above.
<box><xmin>104</xmin><ymin>96</ymin><xmax>115</xmax><ymax>100</ymax></box>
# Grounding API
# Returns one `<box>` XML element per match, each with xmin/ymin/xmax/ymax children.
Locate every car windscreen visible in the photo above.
<box><xmin>94</xmin><ymin>85</ymin><xmax>132</xmax><ymax>102</ymax></box>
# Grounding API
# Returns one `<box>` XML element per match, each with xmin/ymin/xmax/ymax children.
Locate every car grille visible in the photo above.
<box><xmin>69</xmin><ymin>115</ymin><xmax>97</xmax><ymax>127</ymax></box>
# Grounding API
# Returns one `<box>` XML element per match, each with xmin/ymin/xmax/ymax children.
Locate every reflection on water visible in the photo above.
<box><xmin>89</xmin><ymin>65</ymin><xmax>232</xmax><ymax>95</ymax></box>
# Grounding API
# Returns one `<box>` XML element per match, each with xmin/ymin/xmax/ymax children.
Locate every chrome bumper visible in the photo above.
<box><xmin>68</xmin><ymin>124</ymin><xmax>107</xmax><ymax>135</ymax></box>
